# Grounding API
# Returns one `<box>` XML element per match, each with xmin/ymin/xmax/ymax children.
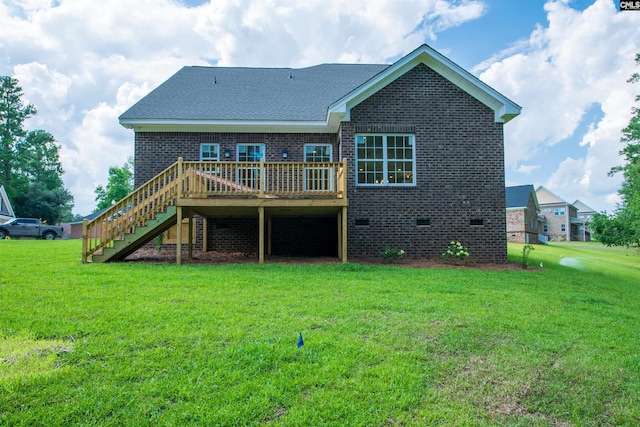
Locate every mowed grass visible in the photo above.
<box><xmin>0</xmin><ymin>240</ymin><xmax>639</xmax><ymax>426</ymax></box>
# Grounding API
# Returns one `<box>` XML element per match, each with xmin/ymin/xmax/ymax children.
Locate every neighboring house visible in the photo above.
<box><xmin>0</xmin><ymin>185</ymin><xmax>16</xmax><ymax>224</ymax></box>
<box><xmin>536</xmin><ymin>186</ymin><xmax>589</xmax><ymax>242</ymax></box>
<box><xmin>505</xmin><ymin>185</ymin><xmax>542</xmax><ymax>244</ymax></box>
<box><xmin>68</xmin><ymin>208</ymin><xmax>109</xmax><ymax>239</ymax></box>
<box><xmin>96</xmin><ymin>44</ymin><xmax>520</xmax><ymax>264</ymax></box>
<box><xmin>573</xmin><ymin>199</ymin><xmax>596</xmax><ymax>241</ymax></box>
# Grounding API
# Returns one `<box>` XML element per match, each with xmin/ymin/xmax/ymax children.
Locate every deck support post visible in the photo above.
<box><xmin>341</xmin><ymin>206</ymin><xmax>348</xmax><ymax>263</ymax></box>
<box><xmin>337</xmin><ymin>211</ymin><xmax>342</xmax><ymax>260</ymax></box>
<box><xmin>176</xmin><ymin>206</ymin><xmax>182</xmax><ymax>265</ymax></box>
<box><xmin>267</xmin><ymin>214</ymin><xmax>272</xmax><ymax>256</ymax></box>
<box><xmin>82</xmin><ymin>219</ymin><xmax>88</xmax><ymax>263</ymax></box>
<box><xmin>187</xmin><ymin>210</ymin><xmax>193</xmax><ymax>260</ymax></box>
<box><xmin>202</xmin><ymin>217</ymin><xmax>208</xmax><ymax>252</ymax></box>
<box><xmin>258</xmin><ymin>207</ymin><xmax>265</xmax><ymax>264</ymax></box>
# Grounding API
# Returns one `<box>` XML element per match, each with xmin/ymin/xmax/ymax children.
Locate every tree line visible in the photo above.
<box><xmin>591</xmin><ymin>53</ymin><xmax>640</xmax><ymax>248</ymax></box>
<box><xmin>1</xmin><ymin>76</ymin><xmax>73</xmax><ymax>224</ymax></box>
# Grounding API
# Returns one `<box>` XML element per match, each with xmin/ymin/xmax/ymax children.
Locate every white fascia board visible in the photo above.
<box><xmin>119</xmin><ymin>119</ymin><xmax>337</xmax><ymax>133</ymax></box>
<box><xmin>329</xmin><ymin>45</ymin><xmax>521</xmax><ymax>124</ymax></box>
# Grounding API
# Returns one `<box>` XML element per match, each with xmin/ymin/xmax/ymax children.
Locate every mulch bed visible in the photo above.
<box><xmin>124</xmin><ymin>248</ymin><xmax>525</xmax><ymax>270</ymax></box>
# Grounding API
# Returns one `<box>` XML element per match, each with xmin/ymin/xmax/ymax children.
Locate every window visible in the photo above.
<box><xmin>355</xmin><ymin>134</ymin><xmax>415</xmax><ymax>186</ymax></box>
<box><xmin>237</xmin><ymin>144</ymin><xmax>264</xmax><ymax>162</ymax></box>
<box><xmin>304</xmin><ymin>144</ymin><xmax>332</xmax><ymax>162</ymax></box>
<box><xmin>561</xmin><ymin>224</ymin><xmax>566</xmax><ymax>232</ymax></box>
<box><xmin>237</xmin><ymin>144</ymin><xmax>265</xmax><ymax>188</ymax></box>
<box><xmin>554</xmin><ymin>207</ymin><xmax>566</xmax><ymax>216</ymax></box>
<box><xmin>543</xmin><ymin>224</ymin><xmax>548</xmax><ymax>233</ymax></box>
<box><xmin>304</xmin><ymin>144</ymin><xmax>333</xmax><ymax>191</ymax></box>
<box><xmin>200</xmin><ymin>144</ymin><xmax>220</xmax><ymax>161</ymax></box>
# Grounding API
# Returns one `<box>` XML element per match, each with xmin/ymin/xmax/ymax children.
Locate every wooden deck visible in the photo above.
<box><xmin>82</xmin><ymin>158</ymin><xmax>348</xmax><ymax>264</ymax></box>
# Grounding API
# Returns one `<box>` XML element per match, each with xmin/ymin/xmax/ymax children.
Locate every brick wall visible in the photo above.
<box><xmin>507</xmin><ymin>195</ymin><xmax>541</xmax><ymax>244</ymax></box>
<box><xmin>206</xmin><ymin>218</ymin><xmax>257</xmax><ymax>254</ymax></box>
<box><xmin>540</xmin><ymin>203</ymin><xmax>570</xmax><ymax>241</ymax></box>
<box><xmin>340</xmin><ymin>63</ymin><xmax>507</xmax><ymax>263</ymax></box>
<box><xmin>506</xmin><ymin>209</ymin><xmax>525</xmax><ymax>243</ymax></box>
<box><xmin>134</xmin><ymin>132</ymin><xmax>338</xmax><ymax>186</ymax></box>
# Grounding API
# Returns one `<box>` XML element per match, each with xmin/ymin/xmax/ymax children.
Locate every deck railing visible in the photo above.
<box><xmin>82</xmin><ymin>158</ymin><xmax>347</xmax><ymax>262</ymax></box>
<box><xmin>182</xmin><ymin>158</ymin><xmax>347</xmax><ymax>198</ymax></box>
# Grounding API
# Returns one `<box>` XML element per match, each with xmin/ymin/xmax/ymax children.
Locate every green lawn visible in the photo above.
<box><xmin>0</xmin><ymin>240</ymin><xmax>639</xmax><ymax>426</ymax></box>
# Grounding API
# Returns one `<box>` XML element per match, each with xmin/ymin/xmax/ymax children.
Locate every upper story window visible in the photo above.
<box><xmin>237</xmin><ymin>144</ymin><xmax>265</xmax><ymax>162</ymax></box>
<box><xmin>304</xmin><ymin>144</ymin><xmax>332</xmax><ymax>162</ymax></box>
<box><xmin>200</xmin><ymin>144</ymin><xmax>220</xmax><ymax>161</ymax></box>
<box><xmin>355</xmin><ymin>134</ymin><xmax>415</xmax><ymax>186</ymax></box>
<box><xmin>554</xmin><ymin>208</ymin><xmax>565</xmax><ymax>216</ymax></box>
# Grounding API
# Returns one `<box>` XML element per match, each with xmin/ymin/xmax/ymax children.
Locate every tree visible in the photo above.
<box><xmin>0</xmin><ymin>76</ymin><xmax>74</xmax><ymax>223</ymax></box>
<box><xmin>0</xmin><ymin>76</ymin><xmax>36</xmax><ymax>202</ymax></box>
<box><xmin>95</xmin><ymin>158</ymin><xmax>134</xmax><ymax>210</ymax></box>
<box><xmin>594</xmin><ymin>53</ymin><xmax>640</xmax><ymax>247</ymax></box>
<box><xmin>16</xmin><ymin>130</ymin><xmax>65</xmax><ymax>191</ymax></box>
<box><xmin>13</xmin><ymin>183</ymin><xmax>74</xmax><ymax>224</ymax></box>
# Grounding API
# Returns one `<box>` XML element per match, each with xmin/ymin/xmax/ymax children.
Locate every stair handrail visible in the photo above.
<box><xmin>82</xmin><ymin>160</ymin><xmax>181</xmax><ymax>262</ymax></box>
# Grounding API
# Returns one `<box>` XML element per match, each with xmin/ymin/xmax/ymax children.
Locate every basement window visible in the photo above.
<box><xmin>470</xmin><ymin>219</ymin><xmax>484</xmax><ymax>226</ymax></box>
<box><xmin>416</xmin><ymin>218</ymin><xmax>431</xmax><ymax>227</ymax></box>
<box><xmin>355</xmin><ymin>219</ymin><xmax>370</xmax><ymax>227</ymax></box>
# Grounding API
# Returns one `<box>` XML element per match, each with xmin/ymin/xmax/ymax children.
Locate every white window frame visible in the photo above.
<box><xmin>236</xmin><ymin>144</ymin><xmax>265</xmax><ymax>189</ymax></box>
<box><xmin>304</xmin><ymin>144</ymin><xmax>332</xmax><ymax>163</ymax></box>
<box><xmin>355</xmin><ymin>134</ymin><xmax>416</xmax><ymax>187</ymax></box>
<box><xmin>200</xmin><ymin>143</ymin><xmax>220</xmax><ymax>161</ymax></box>
<box><xmin>304</xmin><ymin>144</ymin><xmax>333</xmax><ymax>191</ymax></box>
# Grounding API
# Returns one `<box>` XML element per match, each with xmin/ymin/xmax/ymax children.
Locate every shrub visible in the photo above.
<box><xmin>441</xmin><ymin>241</ymin><xmax>469</xmax><ymax>262</ymax></box>
<box><xmin>154</xmin><ymin>234</ymin><xmax>163</xmax><ymax>251</ymax></box>
<box><xmin>521</xmin><ymin>244</ymin><xmax>535</xmax><ymax>269</ymax></box>
<box><xmin>380</xmin><ymin>248</ymin><xmax>405</xmax><ymax>262</ymax></box>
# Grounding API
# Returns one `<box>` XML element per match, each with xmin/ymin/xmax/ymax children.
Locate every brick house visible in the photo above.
<box><xmin>536</xmin><ymin>186</ymin><xmax>589</xmax><ymax>242</ymax></box>
<box><xmin>84</xmin><ymin>45</ymin><xmax>520</xmax><ymax>264</ymax></box>
<box><xmin>506</xmin><ymin>185</ymin><xmax>542</xmax><ymax>244</ymax></box>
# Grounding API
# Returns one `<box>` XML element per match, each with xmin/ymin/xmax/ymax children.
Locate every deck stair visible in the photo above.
<box><xmin>82</xmin><ymin>161</ymin><xmax>180</xmax><ymax>263</ymax></box>
<box><xmin>91</xmin><ymin>206</ymin><xmax>177</xmax><ymax>263</ymax></box>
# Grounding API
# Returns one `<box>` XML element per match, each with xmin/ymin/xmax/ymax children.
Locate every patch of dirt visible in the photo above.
<box><xmin>124</xmin><ymin>247</ymin><xmax>527</xmax><ymax>270</ymax></box>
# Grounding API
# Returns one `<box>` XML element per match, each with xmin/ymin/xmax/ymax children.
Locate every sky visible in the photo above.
<box><xmin>1</xmin><ymin>0</ymin><xmax>639</xmax><ymax>215</ymax></box>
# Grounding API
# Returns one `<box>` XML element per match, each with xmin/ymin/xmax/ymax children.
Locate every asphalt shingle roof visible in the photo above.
<box><xmin>119</xmin><ymin>64</ymin><xmax>390</xmax><ymax>122</ymax></box>
<box><xmin>506</xmin><ymin>185</ymin><xmax>535</xmax><ymax>209</ymax></box>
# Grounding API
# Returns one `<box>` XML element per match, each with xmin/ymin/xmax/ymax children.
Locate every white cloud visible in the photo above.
<box><xmin>0</xmin><ymin>0</ymin><xmax>485</xmax><ymax>214</ymax></box>
<box><xmin>514</xmin><ymin>164</ymin><xmax>541</xmax><ymax>175</ymax></box>
<box><xmin>479</xmin><ymin>0</ymin><xmax>640</xmax><ymax>213</ymax></box>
